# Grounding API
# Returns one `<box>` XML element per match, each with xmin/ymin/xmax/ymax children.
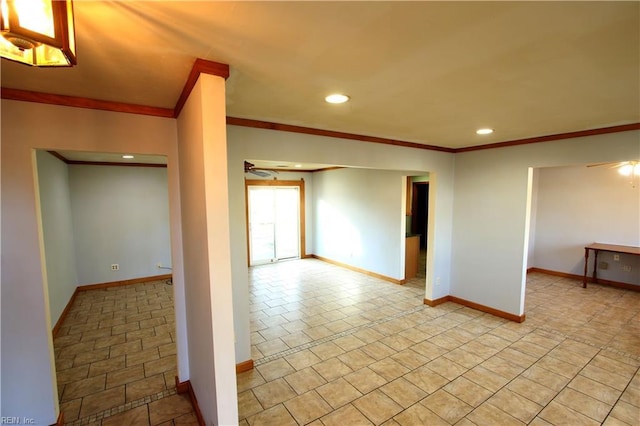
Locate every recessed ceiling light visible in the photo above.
<box><xmin>325</xmin><ymin>94</ymin><xmax>350</xmax><ymax>104</ymax></box>
<box><xmin>476</xmin><ymin>128</ymin><xmax>494</xmax><ymax>135</ymax></box>
<box><xmin>122</xmin><ymin>155</ymin><xmax>134</xmax><ymax>159</ymax></box>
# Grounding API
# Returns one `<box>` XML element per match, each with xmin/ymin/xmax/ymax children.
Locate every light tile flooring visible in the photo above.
<box><xmin>54</xmin><ymin>280</ymin><xmax>197</xmax><ymax>425</ymax></box>
<box><xmin>239</xmin><ymin>259</ymin><xmax>640</xmax><ymax>425</ymax></box>
<box><xmin>55</xmin><ymin>261</ymin><xmax>640</xmax><ymax>425</ymax></box>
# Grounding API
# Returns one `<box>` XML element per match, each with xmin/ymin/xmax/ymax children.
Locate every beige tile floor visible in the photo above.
<box><xmin>54</xmin><ymin>279</ymin><xmax>198</xmax><ymax>425</ymax></box>
<box><xmin>239</xmin><ymin>259</ymin><xmax>640</xmax><ymax>425</ymax></box>
<box><xmin>55</xmin><ymin>261</ymin><xmax>640</xmax><ymax>425</ymax></box>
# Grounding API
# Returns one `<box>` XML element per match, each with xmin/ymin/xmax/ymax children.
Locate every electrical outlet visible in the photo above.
<box><xmin>598</xmin><ymin>261</ymin><xmax>608</xmax><ymax>270</ymax></box>
<box><xmin>157</xmin><ymin>262</ymin><xmax>162</xmax><ymax>268</ymax></box>
<box><xmin>622</xmin><ymin>265</ymin><xmax>632</xmax><ymax>272</ymax></box>
<box><xmin>613</xmin><ymin>254</ymin><xmax>620</xmax><ymax>261</ymax></box>
<box><xmin>111</xmin><ymin>264</ymin><xmax>119</xmax><ymax>271</ymax></box>
<box><xmin>435</xmin><ymin>276</ymin><xmax>441</xmax><ymax>286</ymax></box>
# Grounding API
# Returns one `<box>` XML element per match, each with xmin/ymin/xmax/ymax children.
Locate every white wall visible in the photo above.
<box><xmin>227</xmin><ymin>125</ymin><xmax>456</xmax><ymax>364</ymax></box>
<box><xmin>532</xmin><ymin>164</ymin><xmax>640</xmax><ymax>285</ymax></box>
<box><xmin>1</xmin><ymin>100</ymin><xmax>185</xmax><ymax>425</ymax></box>
<box><xmin>245</xmin><ymin>171</ymin><xmax>314</xmax><ymax>255</ymax></box>
<box><xmin>527</xmin><ymin>168</ymin><xmax>539</xmax><ymax>268</ymax></box>
<box><xmin>313</xmin><ymin>168</ymin><xmax>406</xmax><ymax>279</ymax></box>
<box><xmin>35</xmin><ymin>155</ymin><xmax>172</xmax><ymax>326</ymax></box>
<box><xmin>35</xmin><ymin>151</ymin><xmax>78</xmax><ymax>328</ymax></box>
<box><xmin>69</xmin><ymin>165</ymin><xmax>171</xmax><ymax>285</ymax></box>
<box><xmin>451</xmin><ymin>130</ymin><xmax>640</xmax><ymax>317</ymax></box>
<box><xmin>177</xmin><ymin>75</ymin><xmax>237</xmax><ymax>425</ymax></box>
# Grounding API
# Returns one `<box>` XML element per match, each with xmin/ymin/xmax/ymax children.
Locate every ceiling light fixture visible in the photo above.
<box><xmin>476</xmin><ymin>128</ymin><xmax>494</xmax><ymax>135</ymax></box>
<box><xmin>325</xmin><ymin>94</ymin><xmax>349</xmax><ymax>104</ymax></box>
<box><xmin>0</xmin><ymin>0</ymin><xmax>77</xmax><ymax>66</ymax></box>
<box><xmin>122</xmin><ymin>155</ymin><xmax>134</xmax><ymax>159</ymax></box>
<box><xmin>294</xmin><ymin>164</ymin><xmax>302</xmax><ymax>168</ymax></box>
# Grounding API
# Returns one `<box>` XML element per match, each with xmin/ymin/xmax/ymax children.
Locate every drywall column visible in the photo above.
<box><xmin>1</xmin><ymin>150</ymin><xmax>59</xmax><ymax>424</ymax></box>
<box><xmin>176</xmin><ymin>74</ymin><xmax>238</xmax><ymax>424</ymax></box>
<box><xmin>450</xmin><ymin>130</ymin><xmax>640</xmax><ymax>317</ymax></box>
<box><xmin>425</xmin><ymin>171</ymin><xmax>453</xmax><ymax>302</ymax></box>
<box><xmin>167</xmin><ymin>138</ymin><xmax>190</xmax><ymax>385</ymax></box>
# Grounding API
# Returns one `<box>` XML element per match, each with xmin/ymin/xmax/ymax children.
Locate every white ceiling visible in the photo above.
<box><xmin>2</xmin><ymin>1</ymin><xmax>638</xmax><ymax>150</ymax></box>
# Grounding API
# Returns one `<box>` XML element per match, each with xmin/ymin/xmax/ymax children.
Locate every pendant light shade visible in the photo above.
<box><xmin>0</xmin><ymin>0</ymin><xmax>76</xmax><ymax>66</ymax></box>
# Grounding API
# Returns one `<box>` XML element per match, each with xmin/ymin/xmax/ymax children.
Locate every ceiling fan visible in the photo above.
<box><xmin>244</xmin><ymin>161</ymin><xmax>279</xmax><ymax>177</ymax></box>
<box><xmin>587</xmin><ymin>160</ymin><xmax>640</xmax><ymax>177</ymax></box>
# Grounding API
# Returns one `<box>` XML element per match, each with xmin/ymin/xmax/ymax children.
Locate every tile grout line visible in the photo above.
<box><xmin>67</xmin><ymin>387</ymin><xmax>177</xmax><ymax>425</ymax></box>
<box><xmin>254</xmin><ymin>299</ymin><xmax>640</xmax><ymax>368</ymax></box>
<box><xmin>54</xmin><ymin>280</ymin><xmax>178</xmax><ymax>425</ymax></box>
<box><xmin>528</xmin><ymin>342</ymin><xmax>610</xmax><ymax>425</ymax></box>
<box><xmin>373</xmin><ymin>325</ymin><xmax>621</xmax><ymax>425</ymax></box>
<box><xmin>478</xmin><ymin>333</ymin><xmax>567</xmax><ymax>425</ymax></box>
<box><xmin>363</xmin><ymin>323</ymin><xmax>622</xmax><ymax>425</ymax></box>
<box><xmin>244</xmin><ymin>268</ymin><xmax>639</xmax><ymax>424</ymax></box>
<box><xmin>535</xmin><ymin>325</ymin><xmax>640</xmax><ymax>362</ymax></box>
<box><xmin>599</xmin><ymin>363</ymin><xmax>640</xmax><ymax>422</ymax></box>
<box><xmin>249</xmin><ymin>301</ymin><xmax>536</xmax><ymax>424</ymax></box>
<box><xmin>253</xmin><ymin>304</ymin><xmax>428</xmax><ymax>366</ymax></box>
<box><xmin>248</xmin><ymin>319</ymin><xmax>637</xmax><ymax>422</ymax></box>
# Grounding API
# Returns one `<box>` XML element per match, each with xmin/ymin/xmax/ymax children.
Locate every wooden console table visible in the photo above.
<box><xmin>583</xmin><ymin>243</ymin><xmax>640</xmax><ymax>288</ymax></box>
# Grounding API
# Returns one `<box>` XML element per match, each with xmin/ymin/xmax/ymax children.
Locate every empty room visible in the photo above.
<box><xmin>1</xmin><ymin>1</ymin><xmax>639</xmax><ymax>425</ymax></box>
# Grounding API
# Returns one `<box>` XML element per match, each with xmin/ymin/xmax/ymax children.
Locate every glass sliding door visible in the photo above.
<box><xmin>248</xmin><ymin>186</ymin><xmax>300</xmax><ymax>265</ymax></box>
<box><xmin>274</xmin><ymin>188</ymin><xmax>299</xmax><ymax>260</ymax></box>
<box><xmin>248</xmin><ymin>187</ymin><xmax>276</xmax><ymax>265</ymax></box>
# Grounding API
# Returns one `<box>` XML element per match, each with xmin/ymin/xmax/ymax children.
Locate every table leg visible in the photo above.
<box><xmin>592</xmin><ymin>250</ymin><xmax>599</xmax><ymax>284</ymax></box>
<box><xmin>583</xmin><ymin>248</ymin><xmax>589</xmax><ymax>288</ymax></box>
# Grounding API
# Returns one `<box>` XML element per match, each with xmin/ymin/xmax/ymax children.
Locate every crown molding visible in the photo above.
<box><xmin>1</xmin><ymin>87</ymin><xmax>174</xmax><ymax>118</ymax></box>
<box><xmin>226</xmin><ymin>116</ymin><xmax>455</xmax><ymax>153</ymax></box>
<box><xmin>455</xmin><ymin>123</ymin><xmax>640</xmax><ymax>153</ymax></box>
<box><xmin>2</xmin><ymin>55</ymin><xmax>638</xmax><ymax>154</ymax></box>
<box><xmin>1</xmin><ymin>58</ymin><xmax>230</xmax><ymax>119</ymax></box>
<box><xmin>48</xmin><ymin>151</ymin><xmax>167</xmax><ymax>168</ymax></box>
<box><xmin>226</xmin><ymin>117</ymin><xmax>640</xmax><ymax>154</ymax></box>
<box><xmin>173</xmin><ymin>58</ymin><xmax>230</xmax><ymax>117</ymax></box>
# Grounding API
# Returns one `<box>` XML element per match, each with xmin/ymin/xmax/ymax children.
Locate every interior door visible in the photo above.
<box><xmin>248</xmin><ymin>186</ymin><xmax>300</xmax><ymax>265</ymax></box>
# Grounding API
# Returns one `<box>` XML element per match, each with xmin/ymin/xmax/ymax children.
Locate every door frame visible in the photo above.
<box><xmin>245</xmin><ymin>179</ymin><xmax>306</xmax><ymax>266</ymax></box>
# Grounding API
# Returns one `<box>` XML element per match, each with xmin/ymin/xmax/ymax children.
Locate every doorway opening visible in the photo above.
<box><xmin>412</xmin><ymin>182</ymin><xmax>429</xmax><ymax>249</ymax></box>
<box><xmin>34</xmin><ymin>149</ymin><xmax>179</xmax><ymax>422</ymax></box>
<box><xmin>245</xmin><ymin>179</ymin><xmax>306</xmax><ymax>266</ymax></box>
